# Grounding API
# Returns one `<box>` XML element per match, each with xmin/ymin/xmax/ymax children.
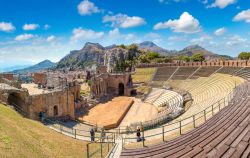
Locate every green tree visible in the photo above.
<box><xmin>191</xmin><ymin>53</ymin><xmax>205</xmax><ymax>62</ymax></box>
<box><xmin>179</xmin><ymin>55</ymin><xmax>190</xmax><ymax>62</ymax></box>
<box><xmin>238</xmin><ymin>52</ymin><xmax>250</xmax><ymax>60</ymax></box>
<box><xmin>138</xmin><ymin>54</ymin><xmax>150</xmax><ymax>63</ymax></box>
<box><xmin>147</xmin><ymin>52</ymin><xmax>160</xmax><ymax>60</ymax></box>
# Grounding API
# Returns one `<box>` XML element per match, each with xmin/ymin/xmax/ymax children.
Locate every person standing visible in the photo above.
<box><xmin>136</xmin><ymin>126</ymin><xmax>141</xmax><ymax>142</ymax></box>
<box><xmin>90</xmin><ymin>128</ymin><xmax>95</xmax><ymax>142</ymax></box>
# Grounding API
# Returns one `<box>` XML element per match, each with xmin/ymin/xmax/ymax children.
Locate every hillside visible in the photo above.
<box><xmin>0</xmin><ymin>104</ymin><xmax>88</xmax><ymax>158</ymax></box>
<box><xmin>137</xmin><ymin>41</ymin><xmax>176</xmax><ymax>55</ymax></box>
<box><xmin>176</xmin><ymin>45</ymin><xmax>220</xmax><ymax>60</ymax></box>
<box><xmin>56</xmin><ymin>42</ymin><xmax>105</xmax><ymax>68</ymax></box>
<box><xmin>12</xmin><ymin>60</ymin><xmax>56</xmax><ymax>74</ymax></box>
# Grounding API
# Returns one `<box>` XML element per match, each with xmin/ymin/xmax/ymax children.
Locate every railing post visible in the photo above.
<box><xmin>60</xmin><ymin>124</ymin><xmax>62</xmax><ymax>133</ymax></box>
<box><xmin>142</xmin><ymin>130</ymin><xmax>145</xmax><ymax>147</ymax></box>
<box><xmin>179</xmin><ymin>121</ymin><xmax>182</xmax><ymax>135</ymax></box>
<box><xmin>107</xmin><ymin>136</ymin><xmax>110</xmax><ymax>152</ymax></box>
<box><xmin>193</xmin><ymin>115</ymin><xmax>196</xmax><ymax>128</ymax></box>
<box><xmin>218</xmin><ymin>102</ymin><xmax>221</xmax><ymax>111</ymax></box>
<box><xmin>212</xmin><ymin>104</ymin><xmax>214</xmax><ymax>115</ymax></box>
<box><xmin>86</xmin><ymin>144</ymin><xmax>89</xmax><ymax>158</ymax></box>
<box><xmin>74</xmin><ymin>129</ymin><xmax>76</xmax><ymax>139</ymax></box>
<box><xmin>162</xmin><ymin>126</ymin><xmax>165</xmax><ymax>142</ymax></box>
<box><xmin>100</xmin><ymin>142</ymin><xmax>103</xmax><ymax>158</ymax></box>
<box><xmin>204</xmin><ymin>110</ymin><xmax>206</xmax><ymax>121</ymax></box>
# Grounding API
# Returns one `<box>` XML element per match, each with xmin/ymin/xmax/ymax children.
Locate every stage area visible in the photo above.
<box><xmin>78</xmin><ymin>97</ymin><xmax>134</xmax><ymax>129</ymax></box>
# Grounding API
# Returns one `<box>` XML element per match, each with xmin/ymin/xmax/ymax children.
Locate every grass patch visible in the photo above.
<box><xmin>0</xmin><ymin>104</ymin><xmax>95</xmax><ymax>158</ymax></box>
<box><xmin>132</xmin><ymin>68</ymin><xmax>156</xmax><ymax>83</ymax></box>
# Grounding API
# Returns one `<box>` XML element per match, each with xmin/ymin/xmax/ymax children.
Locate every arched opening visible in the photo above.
<box><xmin>53</xmin><ymin>105</ymin><xmax>58</xmax><ymax>116</ymax></box>
<box><xmin>7</xmin><ymin>92</ymin><xmax>24</xmax><ymax>112</ymax></box>
<box><xmin>118</xmin><ymin>83</ymin><xmax>124</xmax><ymax>96</ymax></box>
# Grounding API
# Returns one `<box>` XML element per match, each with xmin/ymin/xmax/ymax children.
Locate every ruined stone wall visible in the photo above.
<box><xmin>33</xmin><ymin>73</ymin><xmax>47</xmax><ymax>85</ymax></box>
<box><xmin>0</xmin><ymin>73</ymin><xmax>14</xmax><ymax>81</ymax></box>
<box><xmin>90</xmin><ymin>73</ymin><xmax>133</xmax><ymax>97</ymax></box>
<box><xmin>28</xmin><ymin>85</ymin><xmax>80</xmax><ymax>120</ymax></box>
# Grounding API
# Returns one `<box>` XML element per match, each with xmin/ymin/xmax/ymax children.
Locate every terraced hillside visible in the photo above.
<box><xmin>0</xmin><ymin>104</ymin><xmax>88</xmax><ymax>158</ymax></box>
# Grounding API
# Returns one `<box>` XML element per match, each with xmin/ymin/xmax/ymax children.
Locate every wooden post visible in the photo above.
<box><xmin>74</xmin><ymin>129</ymin><xmax>76</xmax><ymax>139</ymax></box>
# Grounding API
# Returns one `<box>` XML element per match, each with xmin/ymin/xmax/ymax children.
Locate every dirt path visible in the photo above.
<box><xmin>119</xmin><ymin>98</ymin><xmax>158</xmax><ymax>127</ymax></box>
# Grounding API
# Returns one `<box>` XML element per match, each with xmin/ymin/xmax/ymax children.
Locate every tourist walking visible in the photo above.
<box><xmin>90</xmin><ymin>128</ymin><xmax>95</xmax><ymax>142</ymax></box>
<box><xmin>136</xmin><ymin>126</ymin><xmax>141</xmax><ymax>142</ymax></box>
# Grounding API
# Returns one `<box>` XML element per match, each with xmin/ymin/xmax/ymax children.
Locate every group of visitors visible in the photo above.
<box><xmin>90</xmin><ymin>128</ymin><xmax>106</xmax><ymax>142</ymax></box>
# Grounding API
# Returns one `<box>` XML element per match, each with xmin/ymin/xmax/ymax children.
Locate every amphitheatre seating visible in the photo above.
<box><xmin>165</xmin><ymin>73</ymin><xmax>244</xmax><ymax>120</ymax></box>
<box><xmin>171</xmin><ymin>67</ymin><xmax>198</xmax><ymax>80</ymax></box>
<box><xmin>144</xmin><ymin>88</ymin><xmax>183</xmax><ymax>113</ymax></box>
<box><xmin>190</xmin><ymin>66</ymin><xmax>221</xmax><ymax>79</ymax></box>
<box><xmin>144</xmin><ymin>88</ymin><xmax>165</xmax><ymax>104</ymax></box>
<box><xmin>217</xmin><ymin>67</ymin><xmax>242</xmax><ymax>75</ymax></box>
<box><xmin>152</xmin><ymin>67</ymin><xmax>178</xmax><ymax>81</ymax></box>
<box><xmin>152</xmin><ymin>90</ymin><xmax>183</xmax><ymax>111</ymax></box>
<box><xmin>121</xmin><ymin>82</ymin><xmax>250</xmax><ymax>158</ymax></box>
<box><xmin>235</xmin><ymin>67</ymin><xmax>250</xmax><ymax>80</ymax></box>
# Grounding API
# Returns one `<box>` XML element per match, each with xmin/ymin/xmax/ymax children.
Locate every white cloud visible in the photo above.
<box><xmin>44</xmin><ymin>24</ymin><xmax>50</xmax><ymax>30</ymax></box>
<box><xmin>0</xmin><ymin>22</ymin><xmax>15</xmax><ymax>32</ymax></box>
<box><xmin>23</xmin><ymin>24</ymin><xmax>39</xmax><ymax>30</ymax></box>
<box><xmin>226</xmin><ymin>35</ymin><xmax>247</xmax><ymax>46</ymax></box>
<box><xmin>108</xmin><ymin>28</ymin><xmax>137</xmax><ymax>41</ymax></box>
<box><xmin>207</xmin><ymin>0</ymin><xmax>236</xmax><ymax>9</ymax></box>
<box><xmin>190</xmin><ymin>34</ymin><xmax>213</xmax><ymax>44</ymax></box>
<box><xmin>77</xmin><ymin>0</ymin><xmax>100</xmax><ymax>15</ymax></box>
<box><xmin>154</xmin><ymin>12</ymin><xmax>201</xmax><ymax>34</ymax></box>
<box><xmin>103</xmin><ymin>13</ymin><xmax>146</xmax><ymax>28</ymax></box>
<box><xmin>168</xmin><ymin>35</ymin><xmax>187</xmax><ymax>41</ymax></box>
<box><xmin>46</xmin><ymin>35</ymin><xmax>56</xmax><ymax>42</ymax></box>
<box><xmin>233</xmin><ymin>9</ymin><xmax>250</xmax><ymax>23</ymax></box>
<box><xmin>15</xmin><ymin>34</ymin><xmax>34</xmax><ymax>41</ymax></box>
<box><xmin>214</xmin><ymin>27</ymin><xmax>226</xmax><ymax>36</ymax></box>
<box><xmin>71</xmin><ymin>28</ymin><xmax>104</xmax><ymax>42</ymax></box>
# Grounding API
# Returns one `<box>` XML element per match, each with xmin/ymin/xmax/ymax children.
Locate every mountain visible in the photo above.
<box><xmin>137</xmin><ymin>41</ymin><xmax>176</xmax><ymax>55</ymax></box>
<box><xmin>176</xmin><ymin>45</ymin><xmax>220</xmax><ymax>60</ymax></box>
<box><xmin>56</xmin><ymin>42</ymin><xmax>105</xmax><ymax>69</ymax></box>
<box><xmin>12</xmin><ymin>60</ymin><xmax>56</xmax><ymax>74</ymax></box>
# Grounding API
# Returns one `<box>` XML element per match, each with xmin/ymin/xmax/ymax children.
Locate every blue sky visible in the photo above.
<box><xmin>0</xmin><ymin>0</ymin><xmax>250</xmax><ymax>67</ymax></box>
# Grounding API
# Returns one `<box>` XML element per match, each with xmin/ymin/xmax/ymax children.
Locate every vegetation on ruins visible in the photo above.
<box><xmin>238</xmin><ymin>52</ymin><xmax>250</xmax><ymax>60</ymax></box>
<box><xmin>191</xmin><ymin>53</ymin><xmax>205</xmax><ymax>62</ymax></box>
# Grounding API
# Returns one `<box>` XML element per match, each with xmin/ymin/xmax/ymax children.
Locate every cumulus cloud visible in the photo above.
<box><xmin>190</xmin><ymin>34</ymin><xmax>213</xmax><ymax>44</ymax></box>
<box><xmin>0</xmin><ymin>22</ymin><xmax>15</xmax><ymax>32</ymax></box>
<box><xmin>23</xmin><ymin>24</ymin><xmax>39</xmax><ymax>30</ymax></box>
<box><xmin>226</xmin><ymin>35</ymin><xmax>247</xmax><ymax>46</ymax></box>
<box><xmin>44</xmin><ymin>24</ymin><xmax>50</xmax><ymax>30</ymax></box>
<box><xmin>71</xmin><ymin>28</ymin><xmax>104</xmax><ymax>42</ymax></box>
<box><xmin>103</xmin><ymin>13</ymin><xmax>146</xmax><ymax>28</ymax></box>
<box><xmin>46</xmin><ymin>35</ymin><xmax>56</xmax><ymax>42</ymax></box>
<box><xmin>108</xmin><ymin>28</ymin><xmax>137</xmax><ymax>41</ymax></box>
<box><xmin>233</xmin><ymin>9</ymin><xmax>250</xmax><ymax>23</ymax></box>
<box><xmin>214</xmin><ymin>27</ymin><xmax>226</xmax><ymax>36</ymax></box>
<box><xmin>154</xmin><ymin>12</ymin><xmax>201</xmax><ymax>33</ymax></box>
<box><xmin>77</xmin><ymin>0</ymin><xmax>100</xmax><ymax>15</ymax></box>
<box><xmin>207</xmin><ymin>0</ymin><xmax>236</xmax><ymax>9</ymax></box>
<box><xmin>15</xmin><ymin>34</ymin><xmax>34</xmax><ymax>41</ymax></box>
